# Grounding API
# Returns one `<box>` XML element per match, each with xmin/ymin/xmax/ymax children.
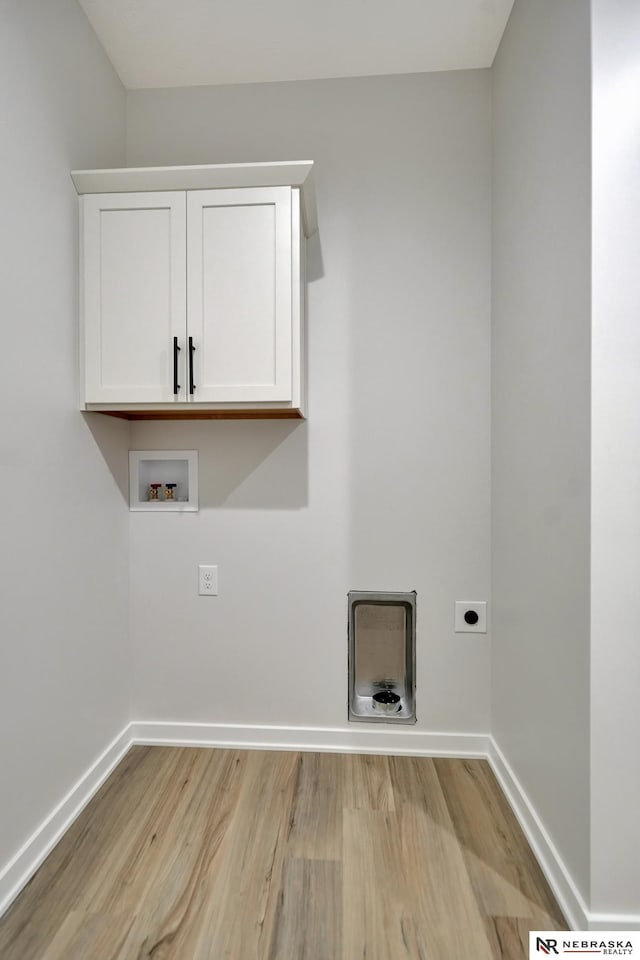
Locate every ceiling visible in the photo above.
<box><xmin>77</xmin><ymin>0</ymin><xmax>515</xmax><ymax>91</ymax></box>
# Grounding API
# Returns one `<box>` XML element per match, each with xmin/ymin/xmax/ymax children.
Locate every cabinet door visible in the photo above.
<box><xmin>82</xmin><ymin>192</ymin><xmax>186</xmax><ymax>403</ymax></box>
<box><xmin>187</xmin><ymin>187</ymin><xmax>292</xmax><ymax>403</ymax></box>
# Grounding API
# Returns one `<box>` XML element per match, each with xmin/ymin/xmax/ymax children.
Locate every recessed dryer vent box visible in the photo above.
<box><xmin>348</xmin><ymin>590</ymin><xmax>416</xmax><ymax>724</ymax></box>
<box><xmin>129</xmin><ymin>450</ymin><xmax>198</xmax><ymax>511</ymax></box>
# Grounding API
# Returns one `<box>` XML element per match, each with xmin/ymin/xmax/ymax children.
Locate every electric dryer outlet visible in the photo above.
<box><xmin>454</xmin><ymin>601</ymin><xmax>487</xmax><ymax>633</ymax></box>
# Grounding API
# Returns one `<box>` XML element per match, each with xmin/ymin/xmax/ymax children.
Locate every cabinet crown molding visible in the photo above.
<box><xmin>71</xmin><ymin>160</ymin><xmax>317</xmax><ymax>237</ymax></box>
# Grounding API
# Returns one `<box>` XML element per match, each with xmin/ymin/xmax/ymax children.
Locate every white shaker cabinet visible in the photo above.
<box><xmin>81</xmin><ymin>191</ymin><xmax>187</xmax><ymax>405</ymax></box>
<box><xmin>186</xmin><ymin>187</ymin><xmax>292</xmax><ymax>403</ymax></box>
<box><xmin>73</xmin><ymin>162</ymin><xmax>316</xmax><ymax>419</ymax></box>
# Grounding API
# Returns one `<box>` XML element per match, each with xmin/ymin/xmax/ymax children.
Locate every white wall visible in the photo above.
<box><xmin>491</xmin><ymin>0</ymin><xmax>591</xmax><ymax>903</ymax></box>
<box><xmin>126</xmin><ymin>72</ymin><xmax>492</xmax><ymax>734</ymax></box>
<box><xmin>0</xmin><ymin>0</ymin><xmax>128</xmax><ymax>879</ymax></box>
<box><xmin>591</xmin><ymin>0</ymin><xmax>640</xmax><ymax>919</ymax></box>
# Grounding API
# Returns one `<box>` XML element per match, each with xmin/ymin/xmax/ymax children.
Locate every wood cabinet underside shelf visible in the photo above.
<box><xmin>96</xmin><ymin>408</ymin><xmax>304</xmax><ymax>420</ymax></box>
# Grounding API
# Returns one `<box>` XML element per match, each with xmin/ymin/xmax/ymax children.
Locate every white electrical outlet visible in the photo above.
<box><xmin>198</xmin><ymin>565</ymin><xmax>218</xmax><ymax>596</ymax></box>
<box><xmin>454</xmin><ymin>600</ymin><xmax>487</xmax><ymax>633</ymax></box>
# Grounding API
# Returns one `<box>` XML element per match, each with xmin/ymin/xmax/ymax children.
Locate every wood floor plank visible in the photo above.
<box><xmin>0</xmin><ymin>745</ymin><xmax>165</xmax><ymax>960</ymax></box>
<box><xmin>434</xmin><ymin>758</ymin><xmax>566</xmax><ymax>929</ymax></box>
<box><xmin>482</xmin><ymin>915</ymin><xmax>538</xmax><ymax>960</ymax></box>
<box><xmin>390</xmin><ymin>756</ymin><xmax>495</xmax><ymax>960</ymax></box>
<box><xmin>111</xmin><ymin>749</ymin><xmax>249</xmax><ymax>959</ymax></box>
<box><xmin>342</xmin><ymin>756</ymin><xmax>493</xmax><ymax>960</ymax></box>
<box><xmin>78</xmin><ymin>747</ymin><xmax>224</xmax><ymax>914</ymax></box>
<box><xmin>342</xmin><ymin>808</ymin><xmax>412</xmax><ymax>960</ymax></box>
<box><xmin>167</xmin><ymin>749</ymin><xmax>299</xmax><ymax>959</ymax></box>
<box><xmin>0</xmin><ymin>748</ymin><xmax>568</xmax><ymax>960</ymax></box>
<box><xmin>342</xmin><ymin>752</ymin><xmax>395</xmax><ymax>811</ymax></box>
<box><xmin>268</xmin><ymin>858</ymin><xmax>342</xmax><ymax>960</ymax></box>
<box><xmin>42</xmin><ymin>911</ymin><xmax>136</xmax><ymax>960</ymax></box>
<box><xmin>285</xmin><ymin>752</ymin><xmax>343</xmax><ymax>860</ymax></box>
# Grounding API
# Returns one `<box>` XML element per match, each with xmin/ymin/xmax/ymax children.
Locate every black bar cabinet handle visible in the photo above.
<box><xmin>189</xmin><ymin>336</ymin><xmax>196</xmax><ymax>394</ymax></box>
<box><xmin>173</xmin><ymin>336</ymin><xmax>181</xmax><ymax>396</ymax></box>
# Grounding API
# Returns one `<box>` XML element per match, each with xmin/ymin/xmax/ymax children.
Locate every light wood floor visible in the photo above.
<box><xmin>0</xmin><ymin>747</ymin><xmax>565</xmax><ymax>959</ymax></box>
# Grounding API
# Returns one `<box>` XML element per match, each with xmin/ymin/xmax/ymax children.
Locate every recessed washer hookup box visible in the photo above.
<box><xmin>348</xmin><ymin>590</ymin><xmax>416</xmax><ymax>725</ymax></box>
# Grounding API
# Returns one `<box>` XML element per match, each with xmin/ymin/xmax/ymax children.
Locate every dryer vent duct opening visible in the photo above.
<box><xmin>348</xmin><ymin>590</ymin><xmax>416</xmax><ymax>724</ymax></box>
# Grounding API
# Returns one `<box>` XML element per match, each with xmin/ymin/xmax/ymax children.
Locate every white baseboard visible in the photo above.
<box><xmin>487</xmin><ymin>736</ymin><xmax>589</xmax><ymax>931</ymax></box>
<box><xmin>130</xmin><ymin>720</ymin><xmax>491</xmax><ymax>758</ymax></box>
<box><xmin>0</xmin><ymin>725</ymin><xmax>133</xmax><ymax>920</ymax></box>
<box><xmin>3</xmin><ymin>721</ymin><xmax>637</xmax><ymax>933</ymax></box>
<box><xmin>588</xmin><ymin>914</ymin><xmax>640</xmax><ymax>932</ymax></box>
